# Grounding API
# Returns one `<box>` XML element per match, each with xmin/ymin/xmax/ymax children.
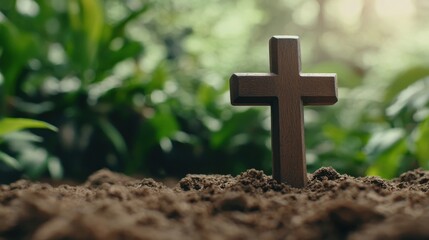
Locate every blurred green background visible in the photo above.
<box><xmin>1</xmin><ymin>0</ymin><xmax>429</xmax><ymax>183</ymax></box>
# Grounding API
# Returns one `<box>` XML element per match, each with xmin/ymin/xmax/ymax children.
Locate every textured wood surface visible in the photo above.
<box><xmin>230</xmin><ymin>36</ymin><xmax>338</xmax><ymax>188</ymax></box>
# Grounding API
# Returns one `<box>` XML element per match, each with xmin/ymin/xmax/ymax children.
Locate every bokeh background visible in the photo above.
<box><xmin>1</xmin><ymin>0</ymin><xmax>429</xmax><ymax>183</ymax></box>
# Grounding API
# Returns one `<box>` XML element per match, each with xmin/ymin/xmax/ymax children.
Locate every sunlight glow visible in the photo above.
<box><xmin>151</xmin><ymin>90</ymin><xmax>167</xmax><ymax>104</ymax></box>
<box><xmin>203</xmin><ymin>116</ymin><xmax>222</xmax><ymax>131</ymax></box>
<box><xmin>48</xmin><ymin>43</ymin><xmax>66</xmax><ymax>65</ymax></box>
<box><xmin>60</xmin><ymin>77</ymin><xmax>81</xmax><ymax>93</ymax></box>
<box><xmin>16</xmin><ymin>0</ymin><xmax>39</xmax><ymax>17</ymax></box>
<box><xmin>292</xmin><ymin>1</ymin><xmax>320</xmax><ymax>27</ymax></box>
<box><xmin>160</xmin><ymin>138</ymin><xmax>173</xmax><ymax>152</ymax></box>
<box><xmin>375</xmin><ymin>0</ymin><xmax>416</xmax><ymax>19</ymax></box>
<box><xmin>326</xmin><ymin>0</ymin><xmax>363</xmax><ymax>31</ymax></box>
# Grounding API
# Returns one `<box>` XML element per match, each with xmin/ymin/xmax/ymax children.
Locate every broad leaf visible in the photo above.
<box><xmin>415</xmin><ymin>117</ymin><xmax>429</xmax><ymax>169</ymax></box>
<box><xmin>0</xmin><ymin>118</ymin><xmax>57</xmax><ymax>137</ymax></box>
<box><xmin>365</xmin><ymin>128</ymin><xmax>407</xmax><ymax>178</ymax></box>
<box><xmin>0</xmin><ymin>151</ymin><xmax>22</xmax><ymax>170</ymax></box>
<box><xmin>98</xmin><ymin>118</ymin><xmax>128</xmax><ymax>159</ymax></box>
<box><xmin>384</xmin><ymin>66</ymin><xmax>429</xmax><ymax>102</ymax></box>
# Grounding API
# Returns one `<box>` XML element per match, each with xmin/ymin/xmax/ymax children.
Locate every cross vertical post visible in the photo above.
<box><xmin>230</xmin><ymin>36</ymin><xmax>338</xmax><ymax>188</ymax></box>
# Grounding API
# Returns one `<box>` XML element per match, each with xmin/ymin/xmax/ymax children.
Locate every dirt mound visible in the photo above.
<box><xmin>1</xmin><ymin>167</ymin><xmax>429</xmax><ymax>240</ymax></box>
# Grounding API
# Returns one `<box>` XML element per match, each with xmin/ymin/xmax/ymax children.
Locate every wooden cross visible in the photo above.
<box><xmin>230</xmin><ymin>36</ymin><xmax>338</xmax><ymax>188</ymax></box>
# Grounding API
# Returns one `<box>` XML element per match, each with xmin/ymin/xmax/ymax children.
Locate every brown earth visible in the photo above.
<box><xmin>1</xmin><ymin>167</ymin><xmax>429</xmax><ymax>240</ymax></box>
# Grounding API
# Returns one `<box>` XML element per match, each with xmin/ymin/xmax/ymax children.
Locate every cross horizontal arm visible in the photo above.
<box><xmin>230</xmin><ymin>73</ymin><xmax>278</xmax><ymax>105</ymax></box>
<box><xmin>300</xmin><ymin>74</ymin><xmax>338</xmax><ymax>105</ymax></box>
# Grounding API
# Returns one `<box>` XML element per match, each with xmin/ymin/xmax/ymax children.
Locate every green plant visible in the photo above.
<box><xmin>364</xmin><ymin>75</ymin><xmax>429</xmax><ymax>178</ymax></box>
<box><xmin>0</xmin><ymin>0</ymin><xmax>271</xmax><ymax>180</ymax></box>
<box><xmin>0</xmin><ymin>117</ymin><xmax>57</xmax><ymax>181</ymax></box>
<box><xmin>1</xmin><ymin>0</ymin><xmax>154</xmax><ymax>179</ymax></box>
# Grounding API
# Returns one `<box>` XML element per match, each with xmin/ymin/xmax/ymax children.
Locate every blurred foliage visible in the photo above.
<box><xmin>367</xmin><ymin>76</ymin><xmax>429</xmax><ymax>178</ymax></box>
<box><xmin>0</xmin><ymin>117</ymin><xmax>57</xmax><ymax>181</ymax></box>
<box><xmin>1</xmin><ymin>0</ymin><xmax>429</xmax><ymax>182</ymax></box>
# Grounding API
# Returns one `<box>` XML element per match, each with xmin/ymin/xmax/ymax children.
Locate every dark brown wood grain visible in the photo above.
<box><xmin>230</xmin><ymin>36</ymin><xmax>338</xmax><ymax>188</ymax></box>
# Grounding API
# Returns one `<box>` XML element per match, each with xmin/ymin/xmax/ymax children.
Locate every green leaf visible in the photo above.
<box><xmin>150</xmin><ymin>110</ymin><xmax>179</xmax><ymax>141</ymax></box>
<box><xmin>97</xmin><ymin>41</ymin><xmax>143</xmax><ymax>76</ymax></box>
<box><xmin>415</xmin><ymin>117</ymin><xmax>429</xmax><ymax>169</ymax></box>
<box><xmin>322</xmin><ymin>124</ymin><xmax>348</xmax><ymax>145</ymax></box>
<box><xmin>67</xmin><ymin>0</ymin><xmax>104</xmax><ymax>73</ymax></box>
<box><xmin>0</xmin><ymin>151</ymin><xmax>22</xmax><ymax>170</ymax></box>
<box><xmin>384</xmin><ymin>66</ymin><xmax>429</xmax><ymax>102</ymax></box>
<box><xmin>366</xmin><ymin>140</ymin><xmax>407</xmax><ymax>179</ymax></box>
<box><xmin>211</xmin><ymin>109</ymin><xmax>264</xmax><ymax>149</ymax></box>
<box><xmin>146</xmin><ymin>62</ymin><xmax>169</xmax><ymax>92</ymax></box>
<box><xmin>98</xmin><ymin>118</ymin><xmax>128</xmax><ymax>159</ymax></box>
<box><xmin>20</xmin><ymin>147</ymin><xmax>49</xmax><ymax>180</ymax></box>
<box><xmin>111</xmin><ymin>3</ymin><xmax>152</xmax><ymax>37</ymax></box>
<box><xmin>0</xmin><ymin>21</ymin><xmax>38</xmax><ymax>96</ymax></box>
<box><xmin>47</xmin><ymin>156</ymin><xmax>64</xmax><ymax>180</ymax></box>
<box><xmin>197</xmin><ymin>83</ymin><xmax>217</xmax><ymax>107</ymax></box>
<box><xmin>1</xmin><ymin>131</ymin><xmax>43</xmax><ymax>143</ymax></box>
<box><xmin>365</xmin><ymin>128</ymin><xmax>407</xmax><ymax>178</ymax></box>
<box><xmin>0</xmin><ymin>118</ymin><xmax>57</xmax><ymax>137</ymax></box>
<box><xmin>364</xmin><ymin>128</ymin><xmax>405</xmax><ymax>156</ymax></box>
<box><xmin>386</xmin><ymin>77</ymin><xmax>429</xmax><ymax>124</ymax></box>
